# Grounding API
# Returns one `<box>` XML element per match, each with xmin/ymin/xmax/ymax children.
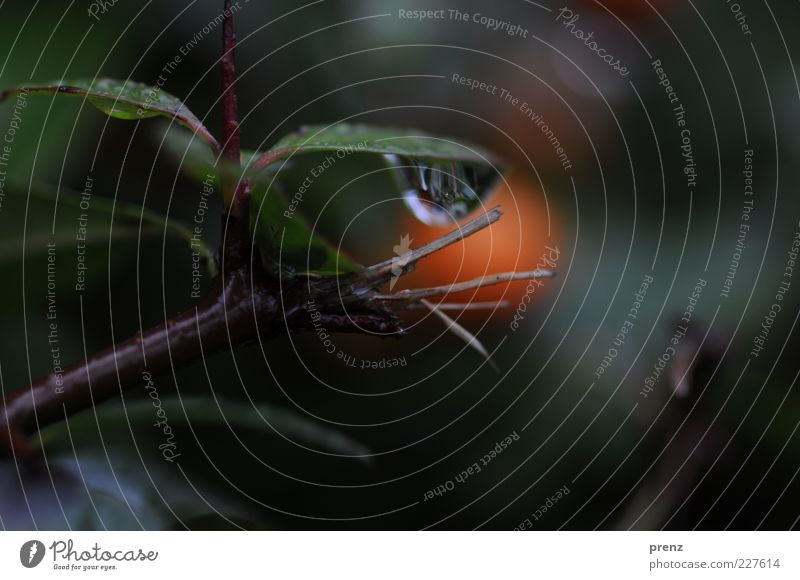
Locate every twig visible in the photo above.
<box><xmin>220</xmin><ymin>0</ymin><xmax>250</xmax><ymax>219</ymax></box>
<box><xmin>0</xmin><ymin>258</ymin><xmax>283</xmax><ymax>457</ymax></box>
<box><xmin>364</xmin><ymin>206</ymin><xmax>503</xmax><ymax>279</ymax></box>
<box><xmin>300</xmin><ymin>311</ymin><xmax>406</xmax><ymax>336</ymax></box>
<box><xmin>406</xmin><ymin>300</ymin><xmax>511</xmax><ymax>311</ymax></box>
<box><xmin>374</xmin><ymin>269</ymin><xmax>556</xmax><ymax>303</ymax></box>
<box><xmin>0</xmin><ymin>4</ymin><xmax>558</xmax><ymax>459</ymax></box>
<box><xmin>421</xmin><ymin>299</ymin><xmax>498</xmax><ymax>371</ymax></box>
<box><xmin>311</xmin><ymin>209</ymin><xmax>506</xmax><ymax>306</ymax></box>
<box><xmin>0</xmin><ymin>3</ymin><xmax>263</xmax><ymax>457</ymax></box>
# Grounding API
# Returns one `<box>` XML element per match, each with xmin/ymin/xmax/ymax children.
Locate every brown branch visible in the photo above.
<box><xmin>0</xmin><ymin>0</ymin><xmax>565</xmax><ymax>468</ymax></box>
<box><xmin>373</xmin><ymin>269</ymin><xmax>556</xmax><ymax>303</ymax></box>
<box><xmin>0</xmin><ymin>1</ymin><xmax>267</xmax><ymax>458</ymax></box>
<box><xmin>2</xmin><ymin>4</ymin><xmax>550</xmax><ymax>461</ymax></box>
<box><xmin>361</xmin><ymin>206</ymin><xmax>503</xmax><ymax>283</ymax></box>
<box><xmin>406</xmin><ymin>300</ymin><xmax>511</xmax><ymax>311</ymax></box>
<box><xmin>301</xmin><ymin>312</ymin><xmax>406</xmax><ymax>336</ymax></box>
<box><xmin>0</xmin><ymin>225</ymin><xmax>285</xmax><ymax>457</ymax></box>
<box><xmin>318</xmin><ymin>207</ymin><xmax>506</xmax><ymax>301</ymax></box>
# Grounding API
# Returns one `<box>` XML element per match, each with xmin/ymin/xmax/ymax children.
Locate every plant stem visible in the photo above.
<box><xmin>0</xmin><ymin>224</ymin><xmax>284</xmax><ymax>457</ymax></box>
<box><xmin>373</xmin><ymin>269</ymin><xmax>556</xmax><ymax>302</ymax></box>
<box><xmin>220</xmin><ymin>0</ymin><xmax>250</xmax><ymax>219</ymax></box>
<box><xmin>362</xmin><ymin>207</ymin><xmax>503</xmax><ymax>280</ymax></box>
<box><xmin>221</xmin><ymin>0</ymin><xmax>240</xmax><ymax>165</ymax></box>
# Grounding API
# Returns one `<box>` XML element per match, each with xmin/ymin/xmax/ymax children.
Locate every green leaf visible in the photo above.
<box><xmin>250</xmin><ymin>123</ymin><xmax>501</xmax><ymax>253</ymax></box>
<box><xmin>254</xmin><ymin>123</ymin><xmax>500</xmax><ymax>170</ymax></box>
<box><xmin>250</xmin><ymin>179</ymin><xmax>362</xmax><ymax>277</ymax></box>
<box><xmin>1</xmin><ymin>78</ymin><xmax>218</xmax><ymax>149</ymax></box>
<box><xmin>37</xmin><ymin>396</ymin><xmax>370</xmax><ymax>460</ymax></box>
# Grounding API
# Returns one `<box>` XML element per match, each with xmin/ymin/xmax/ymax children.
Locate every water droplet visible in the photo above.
<box><xmin>384</xmin><ymin>154</ymin><xmax>502</xmax><ymax>226</ymax></box>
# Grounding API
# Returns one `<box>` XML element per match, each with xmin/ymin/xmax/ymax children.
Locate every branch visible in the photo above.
<box><xmin>373</xmin><ymin>269</ymin><xmax>556</xmax><ymax>303</ymax></box>
<box><xmin>406</xmin><ymin>300</ymin><xmax>511</xmax><ymax>311</ymax></box>
<box><xmin>1</xmin><ymin>1</ymin><xmax>268</xmax><ymax>458</ymax></box>
<box><xmin>0</xmin><ymin>225</ymin><xmax>284</xmax><ymax>457</ymax></box>
<box><xmin>0</xmin><ymin>202</ymin><xmax>557</xmax><ymax>457</ymax></box>
<box><xmin>361</xmin><ymin>206</ymin><xmax>503</xmax><ymax>284</ymax></box>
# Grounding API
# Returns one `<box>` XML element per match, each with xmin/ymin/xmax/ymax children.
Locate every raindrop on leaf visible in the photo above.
<box><xmin>383</xmin><ymin>154</ymin><xmax>503</xmax><ymax>226</ymax></box>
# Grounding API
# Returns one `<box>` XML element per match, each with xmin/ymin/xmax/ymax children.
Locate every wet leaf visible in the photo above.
<box><xmin>249</xmin><ymin>124</ymin><xmax>500</xmax><ymax>275</ymax></box>
<box><xmin>257</xmin><ymin>123</ymin><xmax>501</xmax><ymax>167</ymax></box>
<box><xmin>1</xmin><ymin>78</ymin><xmax>218</xmax><ymax>149</ymax></box>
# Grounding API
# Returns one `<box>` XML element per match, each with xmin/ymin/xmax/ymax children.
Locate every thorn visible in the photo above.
<box><xmin>421</xmin><ymin>299</ymin><xmax>499</xmax><ymax>372</ymax></box>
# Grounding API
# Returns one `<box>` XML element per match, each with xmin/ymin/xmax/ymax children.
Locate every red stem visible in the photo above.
<box><xmin>219</xmin><ymin>0</ymin><xmax>251</xmax><ymax>220</ymax></box>
<box><xmin>221</xmin><ymin>0</ymin><xmax>240</xmax><ymax>164</ymax></box>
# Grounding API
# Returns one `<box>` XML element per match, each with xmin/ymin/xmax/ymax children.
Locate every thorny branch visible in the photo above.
<box><xmin>0</xmin><ymin>6</ymin><xmax>556</xmax><ymax>458</ymax></box>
